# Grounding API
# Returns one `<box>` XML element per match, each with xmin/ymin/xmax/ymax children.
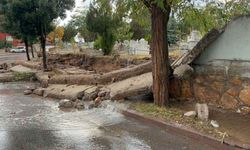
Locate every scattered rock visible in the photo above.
<box><xmin>74</xmin><ymin>100</ymin><xmax>85</xmax><ymax>110</ymax></box>
<box><xmin>97</xmin><ymin>89</ymin><xmax>110</xmax><ymax>101</ymax></box>
<box><xmin>82</xmin><ymin>96</ymin><xmax>87</xmax><ymax>101</ymax></box>
<box><xmin>184</xmin><ymin>111</ymin><xmax>197</xmax><ymax>118</ymax></box>
<box><xmin>26</xmin><ymin>85</ymin><xmax>36</xmax><ymax>91</ymax></box>
<box><xmin>33</xmin><ymin>88</ymin><xmax>45</xmax><ymax>96</ymax></box>
<box><xmin>88</xmin><ymin>102</ymin><xmax>95</xmax><ymax>109</ymax></box>
<box><xmin>94</xmin><ymin>97</ymin><xmax>102</xmax><ymax>107</ymax></box>
<box><xmin>35</xmin><ymin>73</ymin><xmax>49</xmax><ymax>88</ymax></box>
<box><xmin>241</xmin><ymin>106</ymin><xmax>250</xmax><ymax>114</ymax></box>
<box><xmin>210</xmin><ymin>120</ymin><xmax>219</xmax><ymax>128</ymax></box>
<box><xmin>85</xmin><ymin>91</ymin><xmax>97</xmax><ymax>101</ymax></box>
<box><xmin>77</xmin><ymin>91</ymin><xmax>84</xmax><ymax>99</ymax></box>
<box><xmin>59</xmin><ymin>99</ymin><xmax>74</xmax><ymax>108</ymax></box>
<box><xmin>195</xmin><ymin>103</ymin><xmax>209</xmax><ymax>121</ymax></box>
<box><xmin>98</xmin><ymin>90</ymin><xmax>106</xmax><ymax>97</ymax></box>
<box><xmin>24</xmin><ymin>90</ymin><xmax>32</xmax><ymax>95</ymax></box>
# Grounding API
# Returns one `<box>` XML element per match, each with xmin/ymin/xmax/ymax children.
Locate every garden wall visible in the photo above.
<box><xmin>170</xmin><ymin>60</ymin><xmax>250</xmax><ymax>110</ymax></box>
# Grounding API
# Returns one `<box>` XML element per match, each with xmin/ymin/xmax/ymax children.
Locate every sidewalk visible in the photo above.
<box><xmin>128</xmin><ymin>101</ymin><xmax>250</xmax><ymax>149</ymax></box>
<box><xmin>175</xmin><ymin>101</ymin><xmax>250</xmax><ymax>146</ymax></box>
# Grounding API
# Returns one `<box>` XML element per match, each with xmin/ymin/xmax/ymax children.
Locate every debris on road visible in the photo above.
<box><xmin>59</xmin><ymin>99</ymin><xmax>74</xmax><ymax>108</ymax></box>
<box><xmin>74</xmin><ymin>100</ymin><xmax>85</xmax><ymax>110</ymax></box>
<box><xmin>195</xmin><ymin>103</ymin><xmax>209</xmax><ymax>121</ymax></box>
<box><xmin>33</xmin><ymin>88</ymin><xmax>45</xmax><ymax>96</ymax></box>
<box><xmin>94</xmin><ymin>97</ymin><xmax>102</xmax><ymax>107</ymax></box>
<box><xmin>184</xmin><ymin>111</ymin><xmax>197</xmax><ymax>118</ymax></box>
<box><xmin>211</xmin><ymin>120</ymin><xmax>219</xmax><ymax>128</ymax></box>
<box><xmin>24</xmin><ymin>90</ymin><xmax>33</xmax><ymax>95</ymax></box>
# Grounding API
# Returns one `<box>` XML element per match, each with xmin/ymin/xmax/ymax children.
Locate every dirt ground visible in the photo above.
<box><xmin>45</xmin><ymin>53</ymin><xmax>151</xmax><ymax>74</ymax></box>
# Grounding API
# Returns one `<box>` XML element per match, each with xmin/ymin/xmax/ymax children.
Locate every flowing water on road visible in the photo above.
<box><xmin>0</xmin><ymin>82</ymin><xmax>227</xmax><ymax>150</ymax></box>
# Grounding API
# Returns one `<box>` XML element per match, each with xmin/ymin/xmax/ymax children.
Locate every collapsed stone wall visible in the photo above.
<box><xmin>47</xmin><ymin>53</ymin><xmax>150</xmax><ymax>73</ymax></box>
<box><xmin>170</xmin><ymin>63</ymin><xmax>250</xmax><ymax>111</ymax></box>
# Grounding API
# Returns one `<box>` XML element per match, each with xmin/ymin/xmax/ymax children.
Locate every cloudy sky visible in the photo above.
<box><xmin>58</xmin><ymin>0</ymin><xmax>91</xmax><ymax>26</ymax></box>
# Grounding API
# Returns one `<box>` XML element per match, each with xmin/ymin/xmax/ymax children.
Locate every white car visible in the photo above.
<box><xmin>10</xmin><ymin>46</ymin><xmax>26</xmax><ymax>53</ymax></box>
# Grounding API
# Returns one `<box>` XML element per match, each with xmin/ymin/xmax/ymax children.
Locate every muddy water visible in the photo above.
<box><xmin>0</xmin><ymin>83</ymin><xmax>227</xmax><ymax>150</ymax></box>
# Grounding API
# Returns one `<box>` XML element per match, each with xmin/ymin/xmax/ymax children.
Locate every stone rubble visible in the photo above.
<box><xmin>240</xmin><ymin>106</ymin><xmax>250</xmax><ymax>114</ymax></box>
<box><xmin>195</xmin><ymin>103</ymin><xmax>209</xmax><ymax>121</ymax></box>
<box><xmin>74</xmin><ymin>100</ymin><xmax>85</xmax><ymax>110</ymax></box>
<box><xmin>184</xmin><ymin>111</ymin><xmax>197</xmax><ymax>118</ymax></box>
<box><xmin>94</xmin><ymin>97</ymin><xmax>102</xmax><ymax>107</ymax></box>
<box><xmin>59</xmin><ymin>99</ymin><xmax>74</xmax><ymax>108</ymax></box>
<box><xmin>210</xmin><ymin>120</ymin><xmax>219</xmax><ymax>128</ymax></box>
<box><xmin>24</xmin><ymin>90</ymin><xmax>33</xmax><ymax>95</ymax></box>
<box><xmin>33</xmin><ymin>88</ymin><xmax>45</xmax><ymax>96</ymax></box>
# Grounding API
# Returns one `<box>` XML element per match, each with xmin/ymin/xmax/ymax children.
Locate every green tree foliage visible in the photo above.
<box><xmin>64</xmin><ymin>11</ymin><xmax>97</xmax><ymax>42</ymax></box>
<box><xmin>167</xmin><ymin>15</ymin><xmax>179</xmax><ymax>45</ymax></box>
<box><xmin>0</xmin><ymin>0</ymin><xmax>8</xmax><ymax>32</ymax></box>
<box><xmin>86</xmin><ymin>1</ymin><xmax>121</xmax><ymax>55</ymax></box>
<box><xmin>129</xmin><ymin>3</ymin><xmax>151</xmax><ymax>40</ymax></box>
<box><xmin>176</xmin><ymin>0</ymin><xmax>250</xmax><ymax>36</ymax></box>
<box><xmin>2</xmin><ymin>0</ymin><xmax>75</xmax><ymax>70</ymax></box>
<box><xmin>63</xmin><ymin>24</ymin><xmax>78</xmax><ymax>42</ymax></box>
<box><xmin>116</xmin><ymin>23</ymin><xmax>133</xmax><ymax>42</ymax></box>
<box><xmin>1</xmin><ymin>0</ymin><xmax>39</xmax><ymax>61</ymax></box>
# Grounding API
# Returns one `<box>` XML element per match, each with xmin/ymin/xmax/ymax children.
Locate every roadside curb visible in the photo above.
<box><xmin>122</xmin><ymin>110</ymin><xmax>250</xmax><ymax>150</ymax></box>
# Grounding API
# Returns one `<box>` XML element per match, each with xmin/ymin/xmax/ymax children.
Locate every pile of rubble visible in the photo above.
<box><xmin>24</xmin><ymin>85</ymin><xmax>112</xmax><ymax>110</ymax></box>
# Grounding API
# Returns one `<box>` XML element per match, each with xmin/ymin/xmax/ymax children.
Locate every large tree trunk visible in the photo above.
<box><xmin>151</xmin><ymin>4</ymin><xmax>171</xmax><ymax>106</ymax></box>
<box><xmin>31</xmin><ymin>44</ymin><xmax>35</xmax><ymax>58</ymax></box>
<box><xmin>41</xmin><ymin>36</ymin><xmax>48</xmax><ymax>71</ymax></box>
<box><xmin>40</xmin><ymin>24</ymin><xmax>48</xmax><ymax>71</ymax></box>
<box><xmin>24</xmin><ymin>38</ymin><xmax>30</xmax><ymax>61</ymax></box>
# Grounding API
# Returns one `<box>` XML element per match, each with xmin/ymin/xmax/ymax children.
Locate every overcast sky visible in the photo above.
<box><xmin>58</xmin><ymin>0</ymin><xmax>91</xmax><ymax>26</ymax></box>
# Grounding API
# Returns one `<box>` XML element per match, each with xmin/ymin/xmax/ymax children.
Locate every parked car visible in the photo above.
<box><xmin>10</xmin><ymin>46</ymin><xmax>26</xmax><ymax>53</ymax></box>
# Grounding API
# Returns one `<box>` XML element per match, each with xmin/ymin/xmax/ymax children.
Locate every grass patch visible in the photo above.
<box><xmin>12</xmin><ymin>72</ymin><xmax>35</xmax><ymax>81</ymax></box>
<box><xmin>130</xmin><ymin>102</ymin><xmax>226</xmax><ymax>139</ymax></box>
<box><xmin>130</xmin><ymin>102</ymin><xmax>182</xmax><ymax>120</ymax></box>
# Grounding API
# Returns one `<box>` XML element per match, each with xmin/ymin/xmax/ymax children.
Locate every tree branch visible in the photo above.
<box><xmin>141</xmin><ymin>0</ymin><xmax>151</xmax><ymax>8</ymax></box>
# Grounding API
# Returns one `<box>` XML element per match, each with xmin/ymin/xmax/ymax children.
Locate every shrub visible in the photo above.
<box><xmin>86</xmin><ymin>4</ymin><xmax>120</xmax><ymax>55</ymax></box>
<box><xmin>93</xmin><ymin>36</ymin><xmax>102</xmax><ymax>50</ymax></box>
<box><xmin>100</xmin><ymin>31</ymin><xmax>116</xmax><ymax>55</ymax></box>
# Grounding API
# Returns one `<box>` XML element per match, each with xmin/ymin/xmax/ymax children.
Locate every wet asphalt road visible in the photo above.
<box><xmin>0</xmin><ymin>52</ymin><xmax>26</xmax><ymax>63</ymax></box>
<box><xmin>0</xmin><ymin>83</ymin><xmax>229</xmax><ymax>150</ymax></box>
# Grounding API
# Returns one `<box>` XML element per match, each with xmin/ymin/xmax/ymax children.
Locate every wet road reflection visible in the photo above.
<box><xmin>0</xmin><ymin>83</ymin><xmax>222</xmax><ymax>150</ymax></box>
